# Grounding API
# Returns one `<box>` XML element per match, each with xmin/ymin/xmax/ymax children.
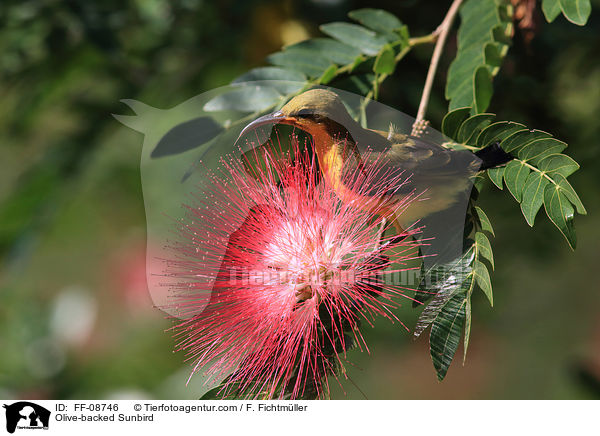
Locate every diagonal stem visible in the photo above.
<box><xmin>412</xmin><ymin>0</ymin><xmax>464</xmax><ymax>136</ymax></box>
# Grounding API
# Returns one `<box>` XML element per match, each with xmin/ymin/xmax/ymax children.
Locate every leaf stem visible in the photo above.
<box><xmin>516</xmin><ymin>159</ymin><xmax>555</xmax><ymax>184</ymax></box>
<box><xmin>412</xmin><ymin>0</ymin><xmax>464</xmax><ymax>136</ymax></box>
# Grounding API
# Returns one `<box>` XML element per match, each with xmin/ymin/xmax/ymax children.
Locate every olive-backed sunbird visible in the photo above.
<box><xmin>238</xmin><ymin>89</ymin><xmax>512</xmax><ymax>233</ymax></box>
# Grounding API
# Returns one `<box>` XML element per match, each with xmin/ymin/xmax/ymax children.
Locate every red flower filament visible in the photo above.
<box><xmin>167</xmin><ymin>132</ymin><xmax>422</xmax><ymax>399</ymax></box>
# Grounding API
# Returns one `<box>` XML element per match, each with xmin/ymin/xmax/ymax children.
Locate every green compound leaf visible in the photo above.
<box><xmin>446</xmin><ymin>0</ymin><xmax>512</xmax><ymax>111</ymax></box>
<box><xmin>439</xmin><ymin>109</ymin><xmax>583</xmax><ymax>248</ymax></box>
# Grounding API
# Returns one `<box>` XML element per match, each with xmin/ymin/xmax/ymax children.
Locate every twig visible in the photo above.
<box><xmin>412</xmin><ymin>0</ymin><xmax>464</xmax><ymax>136</ymax></box>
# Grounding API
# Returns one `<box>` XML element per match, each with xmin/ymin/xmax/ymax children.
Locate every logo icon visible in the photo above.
<box><xmin>3</xmin><ymin>402</ymin><xmax>50</xmax><ymax>434</ymax></box>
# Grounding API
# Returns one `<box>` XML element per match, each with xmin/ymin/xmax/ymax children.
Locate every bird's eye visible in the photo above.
<box><xmin>295</xmin><ymin>109</ymin><xmax>315</xmax><ymax>118</ymax></box>
<box><xmin>294</xmin><ymin>110</ymin><xmax>325</xmax><ymax>123</ymax></box>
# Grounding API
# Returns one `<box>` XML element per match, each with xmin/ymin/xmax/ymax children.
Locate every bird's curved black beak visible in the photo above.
<box><xmin>236</xmin><ymin>111</ymin><xmax>298</xmax><ymax>143</ymax></box>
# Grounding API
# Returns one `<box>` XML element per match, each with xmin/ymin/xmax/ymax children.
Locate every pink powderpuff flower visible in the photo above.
<box><xmin>166</xmin><ymin>132</ymin><xmax>422</xmax><ymax>399</ymax></box>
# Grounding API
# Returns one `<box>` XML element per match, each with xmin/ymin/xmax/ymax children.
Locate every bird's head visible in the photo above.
<box><xmin>238</xmin><ymin>89</ymin><xmax>357</xmax><ymax>141</ymax></box>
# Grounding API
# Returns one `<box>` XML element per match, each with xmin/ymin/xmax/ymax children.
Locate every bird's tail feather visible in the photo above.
<box><xmin>475</xmin><ymin>142</ymin><xmax>513</xmax><ymax>170</ymax></box>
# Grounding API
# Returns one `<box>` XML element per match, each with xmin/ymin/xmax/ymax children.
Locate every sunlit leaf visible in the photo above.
<box><xmin>475</xmin><ymin>232</ymin><xmax>494</xmax><ymax>269</ymax></box>
<box><xmin>232</xmin><ymin>67</ymin><xmax>306</xmax><ymax>83</ymax></box>
<box><xmin>203</xmin><ymin>85</ymin><xmax>282</xmax><ymax>112</ymax></box>
<box><xmin>348</xmin><ymin>8</ymin><xmax>403</xmax><ymax>34</ymax></box>
<box><xmin>542</xmin><ymin>0</ymin><xmax>562</xmax><ymax>22</ymax></box>
<box><xmin>284</xmin><ymin>38</ymin><xmax>362</xmax><ymax>65</ymax></box>
<box><xmin>320</xmin><ymin>22</ymin><xmax>387</xmax><ymax>56</ymax></box>
<box><xmin>318</xmin><ymin>65</ymin><xmax>338</xmax><ymax>85</ymax></box>
<box><xmin>559</xmin><ymin>0</ymin><xmax>592</xmax><ymax>25</ymax></box>
<box><xmin>473</xmin><ymin>260</ymin><xmax>493</xmax><ymax>305</ymax></box>
<box><xmin>267</xmin><ymin>51</ymin><xmax>332</xmax><ymax>78</ymax></box>
<box><xmin>446</xmin><ymin>0</ymin><xmax>512</xmax><ymax>110</ymax></box>
<box><xmin>475</xmin><ymin>206</ymin><xmax>495</xmax><ymax>236</ymax></box>
<box><xmin>373</xmin><ymin>45</ymin><xmax>395</xmax><ymax>74</ymax></box>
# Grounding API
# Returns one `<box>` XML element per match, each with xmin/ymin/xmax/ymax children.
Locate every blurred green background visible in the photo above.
<box><xmin>1</xmin><ymin>0</ymin><xmax>599</xmax><ymax>400</ymax></box>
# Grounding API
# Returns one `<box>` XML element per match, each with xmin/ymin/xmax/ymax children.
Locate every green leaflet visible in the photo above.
<box><xmin>518</xmin><ymin>137</ymin><xmax>567</xmax><ymax>164</ymax></box>
<box><xmin>487</xmin><ymin>166</ymin><xmax>504</xmax><ymax>189</ymax></box>
<box><xmin>542</xmin><ymin>0</ymin><xmax>562</xmax><ymax>22</ymax></box>
<box><xmin>473</xmin><ymin>260</ymin><xmax>493</xmax><ymax>306</ymax></box>
<box><xmin>475</xmin><ymin>232</ymin><xmax>494</xmax><ymax>269</ymax></box>
<box><xmin>430</xmin><ymin>291</ymin><xmax>468</xmax><ymax>381</ymax></box>
<box><xmin>373</xmin><ymin>45</ymin><xmax>396</xmax><ymax>74</ymax></box>
<box><xmin>538</xmin><ymin>154</ymin><xmax>580</xmax><ymax>177</ymax></box>
<box><xmin>559</xmin><ymin>0</ymin><xmax>592</xmax><ymax>26</ymax></box>
<box><xmin>456</xmin><ymin>113</ymin><xmax>495</xmax><ymax>144</ymax></box>
<box><xmin>283</xmin><ymin>38</ymin><xmax>363</xmax><ymax>65</ymax></box>
<box><xmin>348</xmin><ymin>8</ymin><xmax>404</xmax><ymax>37</ymax></box>
<box><xmin>232</xmin><ymin>67</ymin><xmax>306</xmax><ymax>84</ymax></box>
<box><xmin>500</xmin><ymin>129</ymin><xmax>552</xmax><ymax>153</ymax></box>
<box><xmin>504</xmin><ymin>159</ymin><xmax>530</xmax><ymax>202</ymax></box>
<box><xmin>544</xmin><ymin>184</ymin><xmax>577</xmax><ymax>249</ymax></box>
<box><xmin>203</xmin><ymin>85</ymin><xmax>283</xmax><ymax>112</ymax></box>
<box><xmin>476</xmin><ymin>121</ymin><xmax>526</xmax><ymax>146</ymax></box>
<box><xmin>474</xmin><ymin>66</ymin><xmax>493</xmax><ymax>114</ymax></box>
<box><xmin>554</xmin><ymin>174</ymin><xmax>586</xmax><ymax>215</ymax></box>
<box><xmin>475</xmin><ymin>206</ymin><xmax>495</xmax><ymax>236</ymax></box>
<box><xmin>267</xmin><ymin>50</ymin><xmax>332</xmax><ymax>78</ymax></box>
<box><xmin>520</xmin><ymin>171</ymin><xmax>550</xmax><ymax>226</ymax></box>
<box><xmin>441</xmin><ymin>107</ymin><xmax>471</xmax><ymax>140</ymax></box>
<box><xmin>318</xmin><ymin>65</ymin><xmax>338</xmax><ymax>85</ymax></box>
<box><xmin>320</xmin><ymin>22</ymin><xmax>388</xmax><ymax>56</ymax></box>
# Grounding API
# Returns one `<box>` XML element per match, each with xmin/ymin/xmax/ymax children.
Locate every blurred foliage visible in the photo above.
<box><xmin>0</xmin><ymin>0</ymin><xmax>599</xmax><ymax>400</ymax></box>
